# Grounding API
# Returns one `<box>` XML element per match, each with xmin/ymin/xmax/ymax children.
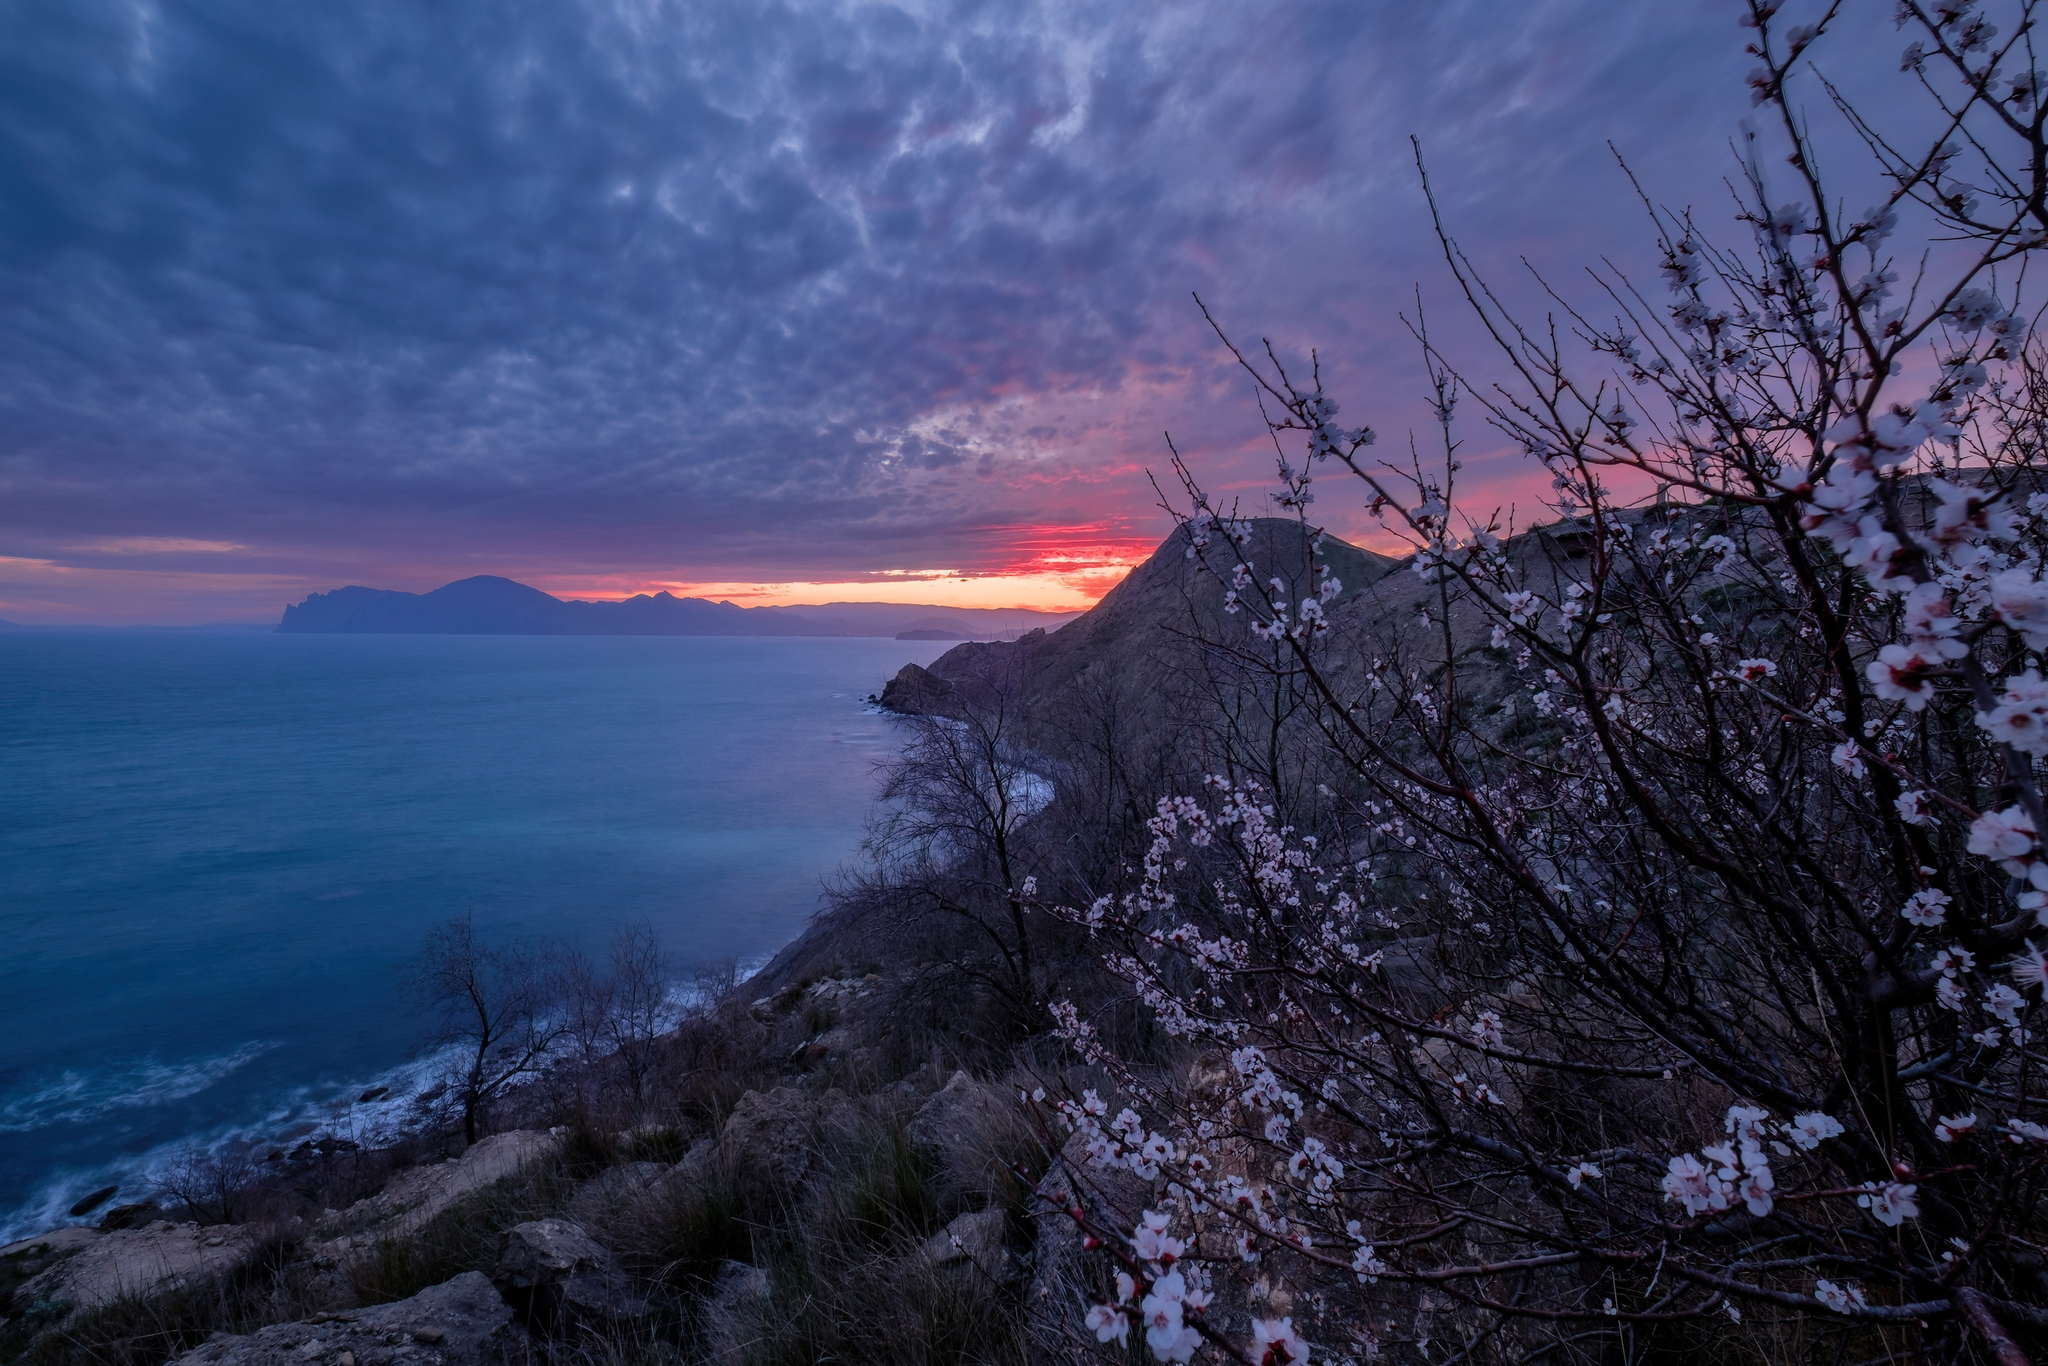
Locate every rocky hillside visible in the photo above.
<box><xmin>879</xmin><ymin>517</ymin><xmax>1400</xmax><ymax>722</ymax></box>
<box><xmin>0</xmin><ymin>958</ymin><xmax>1064</xmax><ymax>1366</ymax></box>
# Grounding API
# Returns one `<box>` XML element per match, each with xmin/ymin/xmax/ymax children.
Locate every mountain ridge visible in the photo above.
<box><xmin>276</xmin><ymin>575</ymin><xmax>1079</xmax><ymax>638</ymax></box>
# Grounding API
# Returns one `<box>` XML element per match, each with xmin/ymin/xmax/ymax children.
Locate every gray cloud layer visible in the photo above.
<box><xmin>0</xmin><ymin>0</ymin><xmax>1912</xmax><ymax>612</ymax></box>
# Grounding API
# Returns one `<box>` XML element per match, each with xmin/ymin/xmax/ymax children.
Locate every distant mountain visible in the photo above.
<box><xmin>275</xmin><ymin>576</ymin><xmax>1083</xmax><ymax>638</ymax></box>
<box><xmin>279</xmin><ymin>576</ymin><xmax>820</xmax><ymax>635</ymax></box>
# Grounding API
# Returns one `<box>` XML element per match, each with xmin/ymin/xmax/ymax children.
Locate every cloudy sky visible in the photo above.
<box><xmin>0</xmin><ymin>0</ymin><xmax>1913</xmax><ymax>621</ymax></box>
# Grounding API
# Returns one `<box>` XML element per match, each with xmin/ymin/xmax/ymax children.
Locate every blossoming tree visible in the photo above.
<box><xmin>1027</xmin><ymin>2</ymin><xmax>2048</xmax><ymax>1360</ymax></box>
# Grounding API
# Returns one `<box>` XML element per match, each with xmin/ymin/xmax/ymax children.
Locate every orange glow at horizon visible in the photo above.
<box><xmin>534</xmin><ymin>523</ymin><xmax>1163</xmax><ymax>613</ymax></box>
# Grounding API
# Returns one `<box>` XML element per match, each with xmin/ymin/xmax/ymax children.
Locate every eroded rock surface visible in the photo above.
<box><xmin>919</xmin><ymin>1208</ymin><xmax>1015</xmax><ymax>1286</ymax></box>
<box><xmin>10</xmin><ymin>1222</ymin><xmax>261</xmax><ymax>1319</ymax></box>
<box><xmin>316</xmin><ymin>1131</ymin><xmax>559</xmax><ymax>1245</ymax></box>
<box><xmin>173</xmin><ymin>1271</ymin><xmax>524</xmax><ymax>1366</ymax></box>
<box><xmin>658</xmin><ymin>1087</ymin><xmax>852</xmax><ymax>1198</ymax></box>
<box><xmin>492</xmin><ymin>1219</ymin><xmax>644</xmax><ymax>1335</ymax></box>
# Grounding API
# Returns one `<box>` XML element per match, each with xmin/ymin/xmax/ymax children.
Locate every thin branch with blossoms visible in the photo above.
<box><xmin>1021</xmin><ymin>3</ymin><xmax>2048</xmax><ymax>1362</ymax></box>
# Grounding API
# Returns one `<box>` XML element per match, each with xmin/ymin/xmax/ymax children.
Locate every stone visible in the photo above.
<box><xmin>99</xmin><ymin>1202</ymin><xmax>162</xmax><ymax>1231</ymax></box>
<box><xmin>0</xmin><ymin>1227</ymin><xmax>101</xmax><ymax>1261</ymax></box>
<box><xmin>492</xmin><ymin>1219</ymin><xmax>645</xmax><ymax>1336</ymax></box>
<box><xmin>909</xmin><ymin>1071</ymin><xmax>1007</xmax><ymax>1154</ymax></box>
<box><xmin>68</xmin><ymin>1186</ymin><xmax>120</xmax><ymax>1218</ymax></box>
<box><xmin>10</xmin><ymin>1222</ymin><xmax>260</xmax><ymax>1321</ymax></box>
<box><xmin>708</xmin><ymin>1259</ymin><xmax>769</xmax><ymax>1311</ymax></box>
<box><xmin>316</xmin><ymin>1130</ymin><xmax>560</xmax><ymax>1244</ymax></box>
<box><xmin>171</xmin><ymin>1271</ymin><xmax>525</xmax><ymax>1366</ymax></box>
<box><xmin>1027</xmin><ymin>1134</ymin><xmax>1153</xmax><ymax>1333</ymax></box>
<box><xmin>666</xmin><ymin>1088</ymin><xmax>829</xmax><ymax>1195</ymax></box>
<box><xmin>908</xmin><ymin>1070</ymin><xmax>1018</xmax><ymax>1201</ymax></box>
<box><xmin>918</xmin><ymin>1208</ymin><xmax>1015</xmax><ymax>1286</ymax></box>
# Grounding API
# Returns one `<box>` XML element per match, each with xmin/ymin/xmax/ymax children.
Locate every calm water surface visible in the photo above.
<box><xmin>0</xmin><ymin>633</ymin><xmax>942</xmax><ymax>1238</ymax></box>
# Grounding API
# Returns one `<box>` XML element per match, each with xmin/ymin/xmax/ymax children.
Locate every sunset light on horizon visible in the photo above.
<box><xmin>0</xmin><ymin>2</ymin><xmax>1890</xmax><ymax>624</ymax></box>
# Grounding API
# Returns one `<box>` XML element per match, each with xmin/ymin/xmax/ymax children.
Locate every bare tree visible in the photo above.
<box><xmin>408</xmin><ymin>913</ymin><xmax>565</xmax><ymax>1144</ymax></box>
<box><xmin>153</xmin><ymin>1145</ymin><xmax>263</xmax><ymax>1225</ymax></box>
<box><xmin>602</xmin><ymin>922</ymin><xmax>674</xmax><ymax>1104</ymax></box>
<box><xmin>864</xmin><ymin>694</ymin><xmax>1051</xmax><ymax>1020</ymax></box>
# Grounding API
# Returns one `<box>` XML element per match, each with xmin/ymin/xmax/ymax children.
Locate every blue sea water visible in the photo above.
<box><xmin>0</xmin><ymin>632</ymin><xmax>944</xmax><ymax>1240</ymax></box>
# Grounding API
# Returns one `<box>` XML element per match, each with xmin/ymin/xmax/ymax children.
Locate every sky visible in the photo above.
<box><xmin>0</xmin><ymin>0</ymin><xmax>1922</xmax><ymax>622</ymax></box>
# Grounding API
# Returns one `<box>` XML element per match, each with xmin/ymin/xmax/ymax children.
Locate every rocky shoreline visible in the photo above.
<box><xmin>0</xmin><ymin>907</ymin><xmax>1076</xmax><ymax>1366</ymax></box>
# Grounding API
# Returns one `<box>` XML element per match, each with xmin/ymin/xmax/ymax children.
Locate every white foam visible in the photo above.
<box><xmin>0</xmin><ymin>952</ymin><xmax>786</xmax><ymax>1245</ymax></box>
<box><xmin>0</xmin><ymin>1043</ymin><xmax>274</xmax><ymax>1135</ymax></box>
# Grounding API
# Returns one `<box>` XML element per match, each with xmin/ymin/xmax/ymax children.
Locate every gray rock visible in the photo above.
<box><xmin>909</xmin><ymin>1070</ymin><xmax>1021</xmax><ymax>1202</ymax></box>
<box><xmin>1028</xmin><ymin>1134</ymin><xmax>1153</xmax><ymax>1330</ymax></box>
<box><xmin>660</xmin><ymin>1087</ymin><xmax>853</xmax><ymax>1199</ymax></box>
<box><xmin>316</xmin><ymin>1131</ymin><xmax>560</xmax><ymax>1245</ymax></box>
<box><xmin>718</xmin><ymin>1088</ymin><xmax>820</xmax><ymax>1190</ymax></box>
<box><xmin>696</xmin><ymin>1260</ymin><xmax>774</xmax><ymax>1366</ymax></box>
<box><xmin>98</xmin><ymin>1202</ymin><xmax>162</xmax><ymax>1231</ymax></box>
<box><xmin>493</xmin><ymin>1219</ymin><xmax>645</xmax><ymax>1335</ymax></box>
<box><xmin>919</xmin><ymin>1208</ymin><xmax>1015</xmax><ymax>1285</ymax></box>
<box><xmin>708</xmin><ymin>1259</ymin><xmax>769</xmax><ymax>1311</ymax></box>
<box><xmin>11</xmin><ymin>1221</ymin><xmax>261</xmax><ymax>1321</ymax></box>
<box><xmin>0</xmin><ymin>1227</ymin><xmax>100</xmax><ymax>1262</ymax></box>
<box><xmin>173</xmin><ymin>1271</ymin><xmax>524</xmax><ymax>1366</ymax></box>
<box><xmin>68</xmin><ymin>1186</ymin><xmax>120</xmax><ymax>1218</ymax></box>
<box><xmin>909</xmin><ymin>1072</ymin><xmax>1007</xmax><ymax>1153</ymax></box>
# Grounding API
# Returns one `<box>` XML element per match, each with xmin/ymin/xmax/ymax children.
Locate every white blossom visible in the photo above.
<box><xmin>1900</xmin><ymin>888</ymin><xmax>1951</xmax><ymax>927</ymax></box>
<box><xmin>1086</xmin><ymin>1304</ymin><xmax>1131</xmax><ymax>1345</ymax></box>
<box><xmin>1856</xmin><ymin>1181</ymin><xmax>1919</xmax><ymax>1226</ymax></box>
<box><xmin>1935</xmin><ymin>1112</ymin><xmax>1978</xmax><ymax>1142</ymax></box>
<box><xmin>1251</xmin><ymin>1317</ymin><xmax>1308</xmax><ymax>1366</ymax></box>
<box><xmin>1990</xmin><ymin>568</ymin><xmax>2048</xmax><ymax>650</ymax></box>
<box><xmin>1967</xmin><ymin>804</ymin><xmax>2039</xmax><ymax>870</ymax></box>
<box><xmin>1784</xmin><ymin>1112</ymin><xmax>1844</xmax><ymax>1150</ymax></box>
<box><xmin>1866</xmin><ymin>644</ymin><xmax>1943</xmax><ymax>709</ymax></box>
<box><xmin>1896</xmin><ymin>789</ymin><xmax>1937</xmax><ymax>826</ymax></box>
<box><xmin>1984</xmin><ymin>983</ymin><xmax>2025</xmax><ymax>1027</ymax></box>
<box><xmin>1979</xmin><ymin>671</ymin><xmax>2048</xmax><ymax>756</ymax></box>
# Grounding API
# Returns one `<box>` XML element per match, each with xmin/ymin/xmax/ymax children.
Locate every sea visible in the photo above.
<box><xmin>0</xmin><ymin>631</ymin><xmax>947</xmax><ymax>1242</ymax></box>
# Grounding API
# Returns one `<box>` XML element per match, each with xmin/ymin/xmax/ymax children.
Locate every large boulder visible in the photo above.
<box><xmin>919</xmin><ymin>1208</ymin><xmax>1017</xmax><ymax>1287</ymax></box>
<box><xmin>317</xmin><ymin>1131</ymin><xmax>560</xmax><ymax>1245</ymax></box>
<box><xmin>659</xmin><ymin>1088</ymin><xmax>851</xmax><ymax>1199</ymax></box>
<box><xmin>492</xmin><ymin>1220</ymin><xmax>645</xmax><ymax>1336</ymax></box>
<box><xmin>1027</xmin><ymin>1132</ymin><xmax>1154</xmax><ymax>1333</ymax></box>
<box><xmin>173</xmin><ymin>1271</ymin><xmax>524</xmax><ymax>1366</ymax></box>
<box><xmin>10</xmin><ymin>1222</ymin><xmax>261</xmax><ymax>1322</ymax></box>
<box><xmin>909</xmin><ymin>1071</ymin><xmax>1023</xmax><ymax>1203</ymax></box>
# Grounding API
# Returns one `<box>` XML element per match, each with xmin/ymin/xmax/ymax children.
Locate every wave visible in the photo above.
<box><xmin>0</xmin><ymin>1044</ymin><xmax>275</xmax><ymax>1135</ymax></box>
<box><xmin>0</xmin><ymin>956</ymin><xmax>775</xmax><ymax>1246</ymax></box>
